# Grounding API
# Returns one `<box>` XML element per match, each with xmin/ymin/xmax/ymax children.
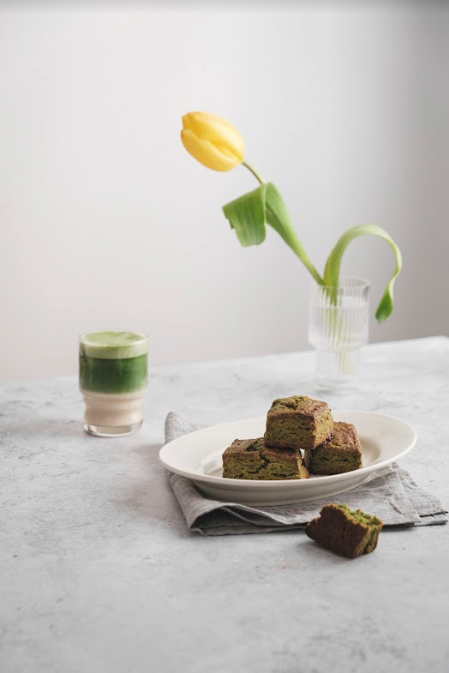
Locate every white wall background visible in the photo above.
<box><xmin>1</xmin><ymin>1</ymin><xmax>448</xmax><ymax>383</ymax></box>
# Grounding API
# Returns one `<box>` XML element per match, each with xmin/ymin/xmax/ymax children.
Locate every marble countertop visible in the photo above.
<box><xmin>1</xmin><ymin>337</ymin><xmax>448</xmax><ymax>673</ymax></box>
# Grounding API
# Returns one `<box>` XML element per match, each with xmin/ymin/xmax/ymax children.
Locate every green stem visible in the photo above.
<box><xmin>235</xmin><ymin>167</ymin><xmax>324</xmax><ymax>285</ymax></box>
<box><xmin>288</xmin><ymin>235</ymin><xmax>324</xmax><ymax>286</ymax></box>
<box><xmin>242</xmin><ymin>161</ymin><xmax>265</xmax><ymax>185</ymax></box>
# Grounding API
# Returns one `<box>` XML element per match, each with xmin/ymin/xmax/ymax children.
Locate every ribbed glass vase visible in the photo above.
<box><xmin>308</xmin><ymin>276</ymin><xmax>370</xmax><ymax>393</ymax></box>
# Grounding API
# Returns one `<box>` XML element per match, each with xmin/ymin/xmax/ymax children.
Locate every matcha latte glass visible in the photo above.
<box><xmin>79</xmin><ymin>331</ymin><xmax>148</xmax><ymax>437</ymax></box>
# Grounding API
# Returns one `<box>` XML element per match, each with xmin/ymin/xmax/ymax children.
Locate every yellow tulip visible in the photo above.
<box><xmin>181</xmin><ymin>112</ymin><xmax>246</xmax><ymax>172</ymax></box>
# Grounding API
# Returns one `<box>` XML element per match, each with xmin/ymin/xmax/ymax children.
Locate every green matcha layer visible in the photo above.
<box><xmin>79</xmin><ymin>331</ymin><xmax>148</xmax><ymax>394</ymax></box>
<box><xmin>264</xmin><ymin>395</ymin><xmax>333</xmax><ymax>450</ymax></box>
<box><xmin>305</xmin><ymin>504</ymin><xmax>383</xmax><ymax>558</ymax></box>
<box><xmin>222</xmin><ymin>438</ymin><xmax>309</xmax><ymax>480</ymax></box>
<box><xmin>304</xmin><ymin>422</ymin><xmax>362</xmax><ymax>475</ymax></box>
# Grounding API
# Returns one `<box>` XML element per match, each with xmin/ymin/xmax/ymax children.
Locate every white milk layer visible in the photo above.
<box><xmin>81</xmin><ymin>390</ymin><xmax>145</xmax><ymax>428</ymax></box>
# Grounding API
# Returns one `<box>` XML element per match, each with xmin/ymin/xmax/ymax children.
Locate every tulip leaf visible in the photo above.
<box><xmin>323</xmin><ymin>224</ymin><xmax>402</xmax><ymax>323</ymax></box>
<box><xmin>223</xmin><ymin>183</ymin><xmax>323</xmax><ymax>284</ymax></box>
<box><xmin>264</xmin><ymin>184</ymin><xmax>323</xmax><ymax>284</ymax></box>
<box><xmin>222</xmin><ymin>184</ymin><xmax>267</xmax><ymax>246</ymax></box>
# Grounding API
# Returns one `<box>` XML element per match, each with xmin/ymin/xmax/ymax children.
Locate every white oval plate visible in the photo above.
<box><xmin>159</xmin><ymin>411</ymin><xmax>417</xmax><ymax>506</ymax></box>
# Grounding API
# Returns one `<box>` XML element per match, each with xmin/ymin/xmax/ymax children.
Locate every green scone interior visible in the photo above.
<box><xmin>303</xmin><ymin>421</ymin><xmax>362</xmax><ymax>475</ymax></box>
<box><xmin>265</xmin><ymin>395</ymin><xmax>333</xmax><ymax>450</ymax></box>
<box><xmin>222</xmin><ymin>438</ymin><xmax>310</xmax><ymax>480</ymax></box>
<box><xmin>305</xmin><ymin>504</ymin><xmax>383</xmax><ymax>558</ymax></box>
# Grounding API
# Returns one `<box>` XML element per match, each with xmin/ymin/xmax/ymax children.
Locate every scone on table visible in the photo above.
<box><xmin>303</xmin><ymin>421</ymin><xmax>362</xmax><ymax>475</ymax></box>
<box><xmin>264</xmin><ymin>395</ymin><xmax>333</xmax><ymax>450</ymax></box>
<box><xmin>306</xmin><ymin>504</ymin><xmax>383</xmax><ymax>558</ymax></box>
<box><xmin>222</xmin><ymin>438</ymin><xmax>309</xmax><ymax>480</ymax></box>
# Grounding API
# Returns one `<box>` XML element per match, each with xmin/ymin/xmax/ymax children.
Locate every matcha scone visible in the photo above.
<box><xmin>305</xmin><ymin>504</ymin><xmax>383</xmax><ymax>558</ymax></box>
<box><xmin>222</xmin><ymin>438</ymin><xmax>309</xmax><ymax>480</ymax></box>
<box><xmin>304</xmin><ymin>422</ymin><xmax>362</xmax><ymax>475</ymax></box>
<box><xmin>265</xmin><ymin>395</ymin><xmax>333</xmax><ymax>450</ymax></box>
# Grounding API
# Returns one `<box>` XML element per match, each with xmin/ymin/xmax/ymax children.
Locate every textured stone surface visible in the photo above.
<box><xmin>0</xmin><ymin>337</ymin><xmax>448</xmax><ymax>673</ymax></box>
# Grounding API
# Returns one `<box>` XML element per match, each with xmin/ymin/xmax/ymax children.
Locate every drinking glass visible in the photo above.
<box><xmin>79</xmin><ymin>331</ymin><xmax>148</xmax><ymax>437</ymax></box>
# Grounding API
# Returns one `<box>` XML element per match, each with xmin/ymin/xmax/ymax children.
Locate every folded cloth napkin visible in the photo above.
<box><xmin>165</xmin><ymin>412</ymin><xmax>447</xmax><ymax>536</ymax></box>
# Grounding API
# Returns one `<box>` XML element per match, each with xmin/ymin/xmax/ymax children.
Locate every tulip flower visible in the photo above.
<box><xmin>181</xmin><ymin>111</ymin><xmax>402</xmax><ymax>322</ymax></box>
<box><xmin>181</xmin><ymin>112</ymin><xmax>246</xmax><ymax>172</ymax></box>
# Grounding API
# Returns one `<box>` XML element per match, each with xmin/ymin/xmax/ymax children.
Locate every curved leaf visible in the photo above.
<box><xmin>265</xmin><ymin>184</ymin><xmax>323</xmax><ymax>284</ymax></box>
<box><xmin>323</xmin><ymin>225</ymin><xmax>402</xmax><ymax>323</ymax></box>
<box><xmin>222</xmin><ymin>184</ymin><xmax>267</xmax><ymax>246</ymax></box>
<box><xmin>223</xmin><ymin>183</ymin><xmax>323</xmax><ymax>284</ymax></box>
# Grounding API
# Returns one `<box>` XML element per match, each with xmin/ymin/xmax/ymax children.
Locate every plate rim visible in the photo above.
<box><xmin>158</xmin><ymin>410</ymin><xmax>417</xmax><ymax>487</ymax></box>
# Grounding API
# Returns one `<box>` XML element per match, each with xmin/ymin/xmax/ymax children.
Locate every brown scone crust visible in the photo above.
<box><xmin>222</xmin><ymin>438</ymin><xmax>263</xmax><ymax>457</ymax></box>
<box><xmin>222</xmin><ymin>437</ymin><xmax>309</xmax><ymax>480</ymax></box>
<box><xmin>303</xmin><ymin>422</ymin><xmax>362</xmax><ymax>475</ymax></box>
<box><xmin>305</xmin><ymin>504</ymin><xmax>383</xmax><ymax>558</ymax></box>
<box><xmin>268</xmin><ymin>396</ymin><xmax>329</xmax><ymax>418</ymax></box>
<box><xmin>265</xmin><ymin>395</ymin><xmax>333</xmax><ymax>450</ymax></box>
<box><xmin>223</xmin><ymin>438</ymin><xmax>298</xmax><ymax>463</ymax></box>
<box><xmin>328</xmin><ymin>421</ymin><xmax>361</xmax><ymax>447</ymax></box>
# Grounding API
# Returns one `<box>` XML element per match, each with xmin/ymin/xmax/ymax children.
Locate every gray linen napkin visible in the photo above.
<box><xmin>165</xmin><ymin>412</ymin><xmax>447</xmax><ymax>536</ymax></box>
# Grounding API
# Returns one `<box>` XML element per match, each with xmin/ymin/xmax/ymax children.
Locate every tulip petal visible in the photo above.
<box><xmin>183</xmin><ymin>112</ymin><xmax>245</xmax><ymax>157</ymax></box>
<box><xmin>189</xmin><ymin>117</ymin><xmax>245</xmax><ymax>159</ymax></box>
<box><xmin>181</xmin><ymin>129</ymin><xmax>240</xmax><ymax>172</ymax></box>
<box><xmin>181</xmin><ymin>112</ymin><xmax>245</xmax><ymax>170</ymax></box>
